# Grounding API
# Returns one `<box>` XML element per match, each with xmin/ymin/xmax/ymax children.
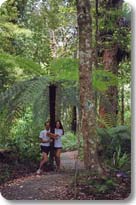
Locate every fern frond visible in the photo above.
<box><xmin>0</xmin><ymin>52</ymin><xmax>44</xmax><ymax>78</ymax></box>
<box><xmin>32</xmin><ymin>87</ymin><xmax>50</xmax><ymax>126</ymax></box>
<box><xmin>0</xmin><ymin>77</ymin><xmax>50</xmax><ymax>121</ymax></box>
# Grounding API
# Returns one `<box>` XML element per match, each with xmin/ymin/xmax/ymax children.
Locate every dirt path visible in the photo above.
<box><xmin>1</xmin><ymin>151</ymin><xmax>84</xmax><ymax>200</ymax></box>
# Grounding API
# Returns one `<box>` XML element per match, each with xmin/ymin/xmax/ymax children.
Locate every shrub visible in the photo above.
<box><xmin>97</xmin><ymin>126</ymin><xmax>131</xmax><ymax>158</ymax></box>
<box><xmin>97</xmin><ymin>126</ymin><xmax>131</xmax><ymax>171</ymax></box>
<box><xmin>5</xmin><ymin>136</ymin><xmax>40</xmax><ymax>163</ymax></box>
<box><xmin>62</xmin><ymin>132</ymin><xmax>78</xmax><ymax>151</ymax></box>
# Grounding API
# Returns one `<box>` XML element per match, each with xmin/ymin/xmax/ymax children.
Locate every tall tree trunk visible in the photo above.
<box><xmin>76</xmin><ymin>0</ymin><xmax>103</xmax><ymax>174</ymax></box>
<box><xmin>99</xmin><ymin>0</ymin><xmax>123</xmax><ymax>127</ymax></box>
<box><xmin>49</xmin><ymin>84</ymin><xmax>56</xmax><ymax>170</ymax></box>
<box><xmin>99</xmin><ymin>46</ymin><xmax>118</xmax><ymax>127</ymax></box>
<box><xmin>94</xmin><ymin>0</ymin><xmax>99</xmax><ymax>113</ymax></box>
<box><xmin>103</xmin><ymin>46</ymin><xmax>118</xmax><ymax>113</ymax></box>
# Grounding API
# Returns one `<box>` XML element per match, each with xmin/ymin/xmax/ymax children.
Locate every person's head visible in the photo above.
<box><xmin>55</xmin><ymin>120</ymin><xmax>64</xmax><ymax>134</ymax></box>
<box><xmin>44</xmin><ymin>121</ymin><xmax>50</xmax><ymax>130</ymax></box>
<box><xmin>55</xmin><ymin>120</ymin><xmax>62</xmax><ymax>129</ymax></box>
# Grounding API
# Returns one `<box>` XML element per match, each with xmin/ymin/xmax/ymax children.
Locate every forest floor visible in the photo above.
<box><xmin>0</xmin><ymin>151</ymin><xmax>130</xmax><ymax>200</ymax></box>
<box><xmin>0</xmin><ymin>151</ymin><xmax>83</xmax><ymax>200</ymax></box>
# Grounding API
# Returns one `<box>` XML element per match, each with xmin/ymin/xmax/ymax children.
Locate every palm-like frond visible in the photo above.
<box><xmin>0</xmin><ymin>52</ymin><xmax>44</xmax><ymax>78</ymax></box>
<box><xmin>0</xmin><ymin>76</ymin><xmax>79</xmax><ymax>126</ymax></box>
<box><xmin>32</xmin><ymin>86</ymin><xmax>50</xmax><ymax>126</ymax></box>
<box><xmin>0</xmin><ymin>77</ymin><xmax>50</xmax><ymax>120</ymax></box>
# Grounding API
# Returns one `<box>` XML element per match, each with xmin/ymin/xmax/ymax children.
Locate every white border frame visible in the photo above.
<box><xmin>0</xmin><ymin>0</ymin><xmax>135</xmax><ymax>204</ymax></box>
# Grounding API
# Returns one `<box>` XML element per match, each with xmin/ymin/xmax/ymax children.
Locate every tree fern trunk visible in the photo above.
<box><xmin>49</xmin><ymin>84</ymin><xmax>56</xmax><ymax>170</ymax></box>
<box><xmin>71</xmin><ymin>106</ymin><xmax>77</xmax><ymax>134</ymax></box>
<box><xmin>55</xmin><ymin>86</ymin><xmax>61</xmax><ymax>121</ymax></box>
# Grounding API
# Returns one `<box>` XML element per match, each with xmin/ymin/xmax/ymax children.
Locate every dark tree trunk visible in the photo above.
<box><xmin>55</xmin><ymin>86</ymin><xmax>61</xmax><ymax>121</ymax></box>
<box><xmin>49</xmin><ymin>84</ymin><xmax>56</xmax><ymax>170</ymax></box>
<box><xmin>121</xmin><ymin>85</ymin><xmax>125</xmax><ymax>125</ymax></box>
<box><xmin>71</xmin><ymin>106</ymin><xmax>77</xmax><ymax>134</ymax></box>
<box><xmin>76</xmin><ymin>0</ymin><xmax>103</xmax><ymax>174</ymax></box>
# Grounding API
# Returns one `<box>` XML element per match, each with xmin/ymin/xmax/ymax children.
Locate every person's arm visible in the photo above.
<box><xmin>39</xmin><ymin>131</ymin><xmax>53</xmax><ymax>143</ymax></box>
<box><xmin>46</xmin><ymin>132</ymin><xmax>58</xmax><ymax>139</ymax></box>
<box><xmin>40</xmin><ymin>138</ymin><xmax>52</xmax><ymax>143</ymax></box>
<box><xmin>55</xmin><ymin>130</ymin><xmax>64</xmax><ymax>138</ymax></box>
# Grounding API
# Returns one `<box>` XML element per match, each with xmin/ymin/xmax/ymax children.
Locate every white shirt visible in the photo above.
<box><xmin>54</xmin><ymin>128</ymin><xmax>63</xmax><ymax>148</ymax></box>
<box><xmin>39</xmin><ymin>129</ymin><xmax>50</xmax><ymax>147</ymax></box>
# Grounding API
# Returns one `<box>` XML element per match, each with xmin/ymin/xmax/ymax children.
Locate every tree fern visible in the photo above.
<box><xmin>0</xmin><ymin>76</ymin><xmax>79</xmax><ymax>127</ymax></box>
<box><xmin>32</xmin><ymin>86</ymin><xmax>50</xmax><ymax>126</ymax></box>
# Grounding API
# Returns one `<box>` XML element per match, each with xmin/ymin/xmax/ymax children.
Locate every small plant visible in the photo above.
<box><xmin>112</xmin><ymin>145</ymin><xmax>129</xmax><ymax>169</ymax></box>
<box><xmin>96</xmin><ymin>179</ymin><xmax>117</xmax><ymax>193</ymax></box>
<box><xmin>75</xmin><ymin>174</ymin><xmax>117</xmax><ymax>195</ymax></box>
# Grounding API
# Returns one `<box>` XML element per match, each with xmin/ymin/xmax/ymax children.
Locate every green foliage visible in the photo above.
<box><xmin>2</xmin><ymin>108</ymin><xmax>41</xmax><ymax>163</ymax></box>
<box><xmin>0</xmin><ymin>1</ymin><xmax>51</xmax><ymax>63</ymax></box>
<box><xmin>0</xmin><ymin>76</ymin><xmax>79</xmax><ymax>127</ymax></box>
<box><xmin>91</xmin><ymin>178</ymin><xmax>117</xmax><ymax>194</ymax></box>
<box><xmin>97</xmin><ymin>126</ymin><xmax>131</xmax><ymax>171</ymax></box>
<box><xmin>98</xmin><ymin>2</ymin><xmax>131</xmax><ymax>49</ymax></box>
<box><xmin>7</xmin><ymin>136</ymin><xmax>40</xmax><ymax>163</ymax></box>
<box><xmin>118</xmin><ymin>60</ymin><xmax>131</xmax><ymax>84</ymax></box>
<box><xmin>0</xmin><ymin>52</ymin><xmax>44</xmax><ymax>79</ymax></box>
<box><xmin>48</xmin><ymin>58</ymin><xmax>118</xmax><ymax>92</ymax></box>
<box><xmin>0</xmin><ymin>77</ymin><xmax>50</xmax><ymax>122</ymax></box>
<box><xmin>97</xmin><ymin>126</ymin><xmax>131</xmax><ymax>156</ymax></box>
<box><xmin>113</xmin><ymin>145</ymin><xmax>129</xmax><ymax>169</ymax></box>
<box><xmin>0</xmin><ymin>0</ymin><xmax>131</xmax><ymax>174</ymax></box>
<box><xmin>0</xmin><ymin>0</ymin><xmax>18</xmax><ymax>23</ymax></box>
<box><xmin>76</xmin><ymin>174</ymin><xmax>117</xmax><ymax>195</ymax></box>
<box><xmin>49</xmin><ymin>58</ymin><xmax>78</xmax><ymax>81</ymax></box>
<box><xmin>0</xmin><ymin>16</ymin><xmax>31</xmax><ymax>54</ymax></box>
<box><xmin>93</xmin><ymin>69</ymin><xmax>118</xmax><ymax>92</ymax></box>
<box><xmin>62</xmin><ymin>132</ymin><xmax>78</xmax><ymax>151</ymax></box>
